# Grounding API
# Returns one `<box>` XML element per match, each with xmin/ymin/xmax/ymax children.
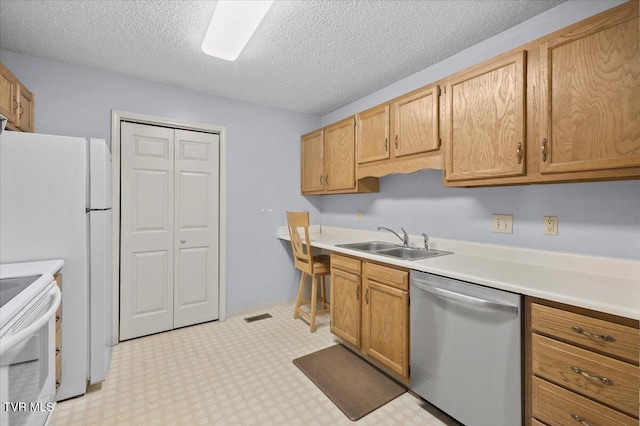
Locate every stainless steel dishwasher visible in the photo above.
<box><xmin>410</xmin><ymin>271</ymin><xmax>522</xmax><ymax>426</ymax></box>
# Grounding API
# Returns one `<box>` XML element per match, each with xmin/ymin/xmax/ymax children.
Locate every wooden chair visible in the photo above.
<box><xmin>286</xmin><ymin>211</ymin><xmax>330</xmax><ymax>332</ymax></box>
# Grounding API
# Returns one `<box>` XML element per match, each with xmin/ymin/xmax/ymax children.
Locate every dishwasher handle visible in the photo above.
<box><xmin>411</xmin><ymin>278</ymin><xmax>519</xmax><ymax>314</ymax></box>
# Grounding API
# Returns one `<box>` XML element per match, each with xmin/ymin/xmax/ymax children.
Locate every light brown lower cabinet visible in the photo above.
<box><xmin>330</xmin><ymin>253</ymin><xmax>410</xmax><ymax>380</ymax></box>
<box><xmin>54</xmin><ymin>273</ymin><xmax>62</xmax><ymax>392</ymax></box>
<box><xmin>527</xmin><ymin>297</ymin><xmax>640</xmax><ymax>425</ymax></box>
<box><xmin>532</xmin><ymin>377</ymin><xmax>638</xmax><ymax>426</ymax></box>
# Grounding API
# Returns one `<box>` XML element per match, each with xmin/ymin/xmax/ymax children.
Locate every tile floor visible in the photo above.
<box><xmin>54</xmin><ymin>303</ymin><xmax>456</xmax><ymax>425</ymax></box>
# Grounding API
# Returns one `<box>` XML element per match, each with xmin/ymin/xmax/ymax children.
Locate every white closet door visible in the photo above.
<box><xmin>120</xmin><ymin>122</ymin><xmax>175</xmax><ymax>340</ymax></box>
<box><xmin>173</xmin><ymin>130</ymin><xmax>220</xmax><ymax>328</ymax></box>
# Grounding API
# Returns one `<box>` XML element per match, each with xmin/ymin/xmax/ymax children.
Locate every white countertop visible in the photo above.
<box><xmin>0</xmin><ymin>259</ymin><xmax>65</xmax><ymax>278</ymax></box>
<box><xmin>278</xmin><ymin>226</ymin><xmax>640</xmax><ymax>320</ymax></box>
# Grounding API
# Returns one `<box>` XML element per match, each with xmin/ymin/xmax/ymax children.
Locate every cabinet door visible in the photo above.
<box><xmin>445</xmin><ymin>51</ymin><xmax>526</xmax><ymax>181</ymax></box>
<box><xmin>362</xmin><ymin>279</ymin><xmax>409</xmax><ymax>378</ymax></box>
<box><xmin>17</xmin><ymin>84</ymin><xmax>34</xmax><ymax>133</ymax></box>
<box><xmin>540</xmin><ymin>11</ymin><xmax>640</xmax><ymax>174</ymax></box>
<box><xmin>330</xmin><ymin>268</ymin><xmax>361</xmax><ymax>347</ymax></box>
<box><xmin>324</xmin><ymin>117</ymin><xmax>356</xmax><ymax>191</ymax></box>
<box><xmin>300</xmin><ymin>130</ymin><xmax>324</xmax><ymax>193</ymax></box>
<box><xmin>0</xmin><ymin>62</ymin><xmax>18</xmax><ymax>124</ymax></box>
<box><xmin>357</xmin><ymin>104</ymin><xmax>389</xmax><ymax>164</ymax></box>
<box><xmin>393</xmin><ymin>85</ymin><xmax>440</xmax><ymax>158</ymax></box>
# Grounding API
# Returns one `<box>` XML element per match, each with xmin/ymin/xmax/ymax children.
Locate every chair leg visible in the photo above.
<box><xmin>319</xmin><ymin>275</ymin><xmax>326</xmax><ymax>305</ymax></box>
<box><xmin>322</xmin><ymin>275</ymin><xmax>330</xmax><ymax>308</ymax></box>
<box><xmin>293</xmin><ymin>272</ymin><xmax>306</xmax><ymax>320</ymax></box>
<box><xmin>310</xmin><ymin>274</ymin><xmax>318</xmax><ymax>333</ymax></box>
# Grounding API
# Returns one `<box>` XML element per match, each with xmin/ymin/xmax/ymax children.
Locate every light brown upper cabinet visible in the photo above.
<box><xmin>300</xmin><ymin>117</ymin><xmax>379</xmax><ymax>195</ymax></box>
<box><xmin>393</xmin><ymin>85</ymin><xmax>440</xmax><ymax>158</ymax></box>
<box><xmin>444</xmin><ymin>51</ymin><xmax>527</xmax><ymax>182</ymax></box>
<box><xmin>356</xmin><ymin>84</ymin><xmax>443</xmax><ymax>179</ymax></box>
<box><xmin>0</xmin><ymin>61</ymin><xmax>35</xmax><ymax>133</ymax></box>
<box><xmin>357</xmin><ymin>104</ymin><xmax>390</xmax><ymax>164</ymax></box>
<box><xmin>0</xmin><ymin>62</ymin><xmax>17</xmax><ymax>122</ymax></box>
<box><xmin>324</xmin><ymin>118</ymin><xmax>357</xmax><ymax>191</ymax></box>
<box><xmin>539</xmin><ymin>5</ymin><xmax>640</xmax><ymax>175</ymax></box>
<box><xmin>16</xmin><ymin>85</ymin><xmax>34</xmax><ymax>133</ymax></box>
<box><xmin>301</xmin><ymin>130</ymin><xmax>324</xmax><ymax>193</ymax></box>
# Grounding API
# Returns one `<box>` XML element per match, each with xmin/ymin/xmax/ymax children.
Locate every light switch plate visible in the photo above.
<box><xmin>492</xmin><ymin>214</ymin><xmax>513</xmax><ymax>234</ymax></box>
<box><xmin>356</xmin><ymin>210</ymin><xmax>362</xmax><ymax>223</ymax></box>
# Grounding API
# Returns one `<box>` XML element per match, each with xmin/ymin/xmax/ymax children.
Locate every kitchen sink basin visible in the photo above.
<box><xmin>336</xmin><ymin>241</ymin><xmax>399</xmax><ymax>251</ymax></box>
<box><xmin>337</xmin><ymin>241</ymin><xmax>452</xmax><ymax>261</ymax></box>
<box><xmin>375</xmin><ymin>247</ymin><xmax>452</xmax><ymax>261</ymax></box>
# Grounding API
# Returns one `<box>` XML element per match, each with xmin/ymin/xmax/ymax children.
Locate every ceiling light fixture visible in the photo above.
<box><xmin>201</xmin><ymin>0</ymin><xmax>274</xmax><ymax>61</ymax></box>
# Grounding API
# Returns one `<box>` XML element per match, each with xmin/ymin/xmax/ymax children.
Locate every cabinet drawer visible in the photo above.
<box><xmin>532</xmin><ymin>376</ymin><xmax>637</xmax><ymax>426</ymax></box>
<box><xmin>331</xmin><ymin>253</ymin><xmax>361</xmax><ymax>275</ymax></box>
<box><xmin>531</xmin><ymin>420</ymin><xmax>546</xmax><ymax>426</ymax></box>
<box><xmin>366</xmin><ymin>262</ymin><xmax>408</xmax><ymax>290</ymax></box>
<box><xmin>532</xmin><ymin>303</ymin><xmax>639</xmax><ymax>364</ymax></box>
<box><xmin>532</xmin><ymin>334</ymin><xmax>639</xmax><ymax>417</ymax></box>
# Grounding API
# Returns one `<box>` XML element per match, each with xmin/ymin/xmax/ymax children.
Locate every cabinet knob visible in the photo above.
<box><xmin>570</xmin><ymin>365</ymin><xmax>613</xmax><ymax>386</ymax></box>
<box><xmin>395</xmin><ymin>134</ymin><xmax>398</xmax><ymax>149</ymax></box>
<box><xmin>180</xmin><ymin>240</ymin><xmax>186</xmax><ymax>244</ymax></box>
<box><xmin>571</xmin><ymin>326</ymin><xmax>615</xmax><ymax>342</ymax></box>
<box><xmin>365</xmin><ymin>288</ymin><xmax>369</xmax><ymax>304</ymax></box>
<box><xmin>516</xmin><ymin>142</ymin><xmax>523</xmax><ymax>164</ymax></box>
<box><xmin>541</xmin><ymin>138</ymin><xmax>548</xmax><ymax>162</ymax></box>
<box><xmin>571</xmin><ymin>414</ymin><xmax>593</xmax><ymax>426</ymax></box>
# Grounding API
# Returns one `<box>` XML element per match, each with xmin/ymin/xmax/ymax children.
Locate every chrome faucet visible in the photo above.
<box><xmin>378</xmin><ymin>226</ymin><xmax>409</xmax><ymax>247</ymax></box>
<box><xmin>422</xmin><ymin>233</ymin><xmax>429</xmax><ymax>250</ymax></box>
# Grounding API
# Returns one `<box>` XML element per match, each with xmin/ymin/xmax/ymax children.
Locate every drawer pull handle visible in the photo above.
<box><xmin>356</xmin><ymin>285</ymin><xmax>360</xmax><ymax>300</ymax></box>
<box><xmin>572</xmin><ymin>326</ymin><xmax>615</xmax><ymax>342</ymax></box>
<box><xmin>571</xmin><ymin>365</ymin><xmax>613</xmax><ymax>386</ymax></box>
<box><xmin>365</xmin><ymin>288</ymin><xmax>369</xmax><ymax>304</ymax></box>
<box><xmin>571</xmin><ymin>414</ymin><xmax>593</xmax><ymax>426</ymax></box>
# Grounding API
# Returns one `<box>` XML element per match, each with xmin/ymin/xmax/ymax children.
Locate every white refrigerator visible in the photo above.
<box><xmin>0</xmin><ymin>131</ymin><xmax>113</xmax><ymax>401</ymax></box>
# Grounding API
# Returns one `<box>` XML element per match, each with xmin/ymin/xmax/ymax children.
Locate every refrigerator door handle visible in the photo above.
<box><xmin>86</xmin><ymin>208</ymin><xmax>112</xmax><ymax>213</ymax></box>
<box><xmin>411</xmin><ymin>278</ymin><xmax>519</xmax><ymax>314</ymax></box>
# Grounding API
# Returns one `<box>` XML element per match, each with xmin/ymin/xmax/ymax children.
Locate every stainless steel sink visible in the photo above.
<box><xmin>376</xmin><ymin>247</ymin><xmax>452</xmax><ymax>260</ymax></box>
<box><xmin>336</xmin><ymin>241</ymin><xmax>399</xmax><ymax>251</ymax></box>
<box><xmin>337</xmin><ymin>241</ymin><xmax>452</xmax><ymax>261</ymax></box>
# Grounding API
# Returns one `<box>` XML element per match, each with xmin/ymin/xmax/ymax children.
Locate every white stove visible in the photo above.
<box><xmin>0</xmin><ymin>274</ymin><xmax>55</xmax><ymax>333</ymax></box>
<box><xmin>0</xmin><ymin>264</ymin><xmax>61</xmax><ymax>426</ymax></box>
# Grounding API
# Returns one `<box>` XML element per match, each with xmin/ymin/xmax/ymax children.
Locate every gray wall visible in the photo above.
<box><xmin>0</xmin><ymin>49</ymin><xmax>322</xmax><ymax>312</ymax></box>
<box><xmin>318</xmin><ymin>0</ymin><xmax>640</xmax><ymax>260</ymax></box>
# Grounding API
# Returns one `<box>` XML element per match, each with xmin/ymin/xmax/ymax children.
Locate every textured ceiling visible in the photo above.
<box><xmin>0</xmin><ymin>0</ymin><xmax>565</xmax><ymax>115</ymax></box>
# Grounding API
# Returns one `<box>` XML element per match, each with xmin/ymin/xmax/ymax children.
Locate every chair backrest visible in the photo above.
<box><xmin>286</xmin><ymin>211</ymin><xmax>313</xmax><ymax>273</ymax></box>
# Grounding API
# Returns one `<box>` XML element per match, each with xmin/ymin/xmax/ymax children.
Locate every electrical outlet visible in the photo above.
<box><xmin>356</xmin><ymin>210</ymin><xmax>362</xmax><ymax>223</ymax></box>
<box><xmin>543</xmin><ymin>216</ymin><xmax>558</xmax><ymax>235</ymax></box>
<box><xmin>492</xmin><ymin>214</ymin><xmax>513</xmax><ymax>234</ymax></box>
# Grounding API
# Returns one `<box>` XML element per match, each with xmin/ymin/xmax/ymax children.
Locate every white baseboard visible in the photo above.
<box><xmin>227</xmin><ymin>298</ymin><xmax>295</xmax><ymax>319</ymax></box>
